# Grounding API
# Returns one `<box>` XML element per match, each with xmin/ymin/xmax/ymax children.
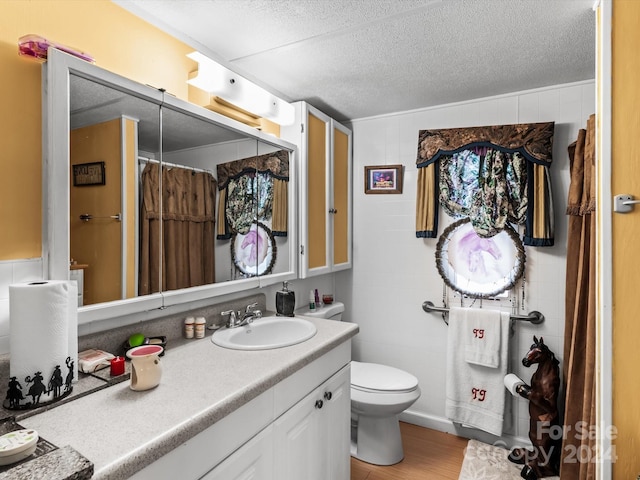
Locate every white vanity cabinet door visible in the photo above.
<box><xmin>273</xmin><ymin>386</ymin><xmax>325</xmax><ymax>479</ymax></box>
<box><xmin>200</xmin><ymin>425</ymin><xmax>273</xmax><ymax>480</ymax></box>
<box><xmin>324</xmin><ymin>363</ymin><xmax>351</xmax><ymax>479</ymax></box>
<box><xmin>273</xmin><ymin>364</ymin><xmax>350</xmax><ymax>480</ymax></box>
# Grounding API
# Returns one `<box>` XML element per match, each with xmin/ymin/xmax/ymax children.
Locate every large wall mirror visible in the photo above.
<box><xmin>45</xmin><ymin>49</ymin><xmax>297</xmax><ymax>324</ymax></box>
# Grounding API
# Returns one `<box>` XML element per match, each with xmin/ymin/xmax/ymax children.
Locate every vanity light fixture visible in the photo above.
<box><xmin>187</xmin><ymin>51</ymin><xmax>294</xmax><ymax>126</ymax></box>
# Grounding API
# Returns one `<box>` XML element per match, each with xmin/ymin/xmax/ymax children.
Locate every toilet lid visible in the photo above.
<box><xmin>351</xmin><ymin>361</ymin><xmax>418</xmax><ymax>393</ymax></box>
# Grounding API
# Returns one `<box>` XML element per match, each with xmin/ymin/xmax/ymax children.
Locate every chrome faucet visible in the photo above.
<box><xmin>221</xmin><ymin>302</ymin><xmax>262</xmax><ymax>328</ymax></box>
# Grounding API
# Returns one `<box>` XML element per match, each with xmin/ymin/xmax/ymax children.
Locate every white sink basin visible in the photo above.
<box><xmin>211</xmin><ymin>316</ymin><xmax>317</xmax><ymax>350</ymax></box>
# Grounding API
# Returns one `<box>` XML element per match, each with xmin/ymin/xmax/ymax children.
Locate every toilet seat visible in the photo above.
<box><xmin>351</xmin><ymin>361</ymin><xmax>418</xmax><ymax>394</ymax></box>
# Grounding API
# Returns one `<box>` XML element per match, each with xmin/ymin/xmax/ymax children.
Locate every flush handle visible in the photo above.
<box><xmin>614</xmin><ymin>194</ymin><xmax>640</xmax><ymax>214</ymax></box>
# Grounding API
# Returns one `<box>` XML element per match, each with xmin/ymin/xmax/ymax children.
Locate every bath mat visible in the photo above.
<box><xmin>458</xmin><ymin>439</ymin><xmax>560</xmax><ymax>480</ymax></box>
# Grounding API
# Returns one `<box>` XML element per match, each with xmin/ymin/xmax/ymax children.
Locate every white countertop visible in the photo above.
<box><xmin>20</xmin><ymin>316</ymin><xmax>358</xmax><ymax>479</ymax></box>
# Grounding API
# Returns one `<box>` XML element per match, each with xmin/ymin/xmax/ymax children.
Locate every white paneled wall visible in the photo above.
<box><xmin>0</xmin><ymin>258</ymin><xmax>44</xmax><ymax>354</ymax></box>
<box><xmin>336</xmin><ymin>80</ymin><xmax>595</xmax><ymax>445</ymax></box>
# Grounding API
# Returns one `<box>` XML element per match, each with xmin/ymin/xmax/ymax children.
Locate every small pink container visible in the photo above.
<box><xmin>18</xmin><ymin>34</ymin><xmax>95</xmax><ymax>63</ymax></box>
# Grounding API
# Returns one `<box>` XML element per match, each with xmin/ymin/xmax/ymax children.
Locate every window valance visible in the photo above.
<box><xmin>216</xmin><ymin>149</ymin><xmax>290</xmax><ymax>188</ymax></box>
<box><xmin>416</xmin><ymin>122</ymin><xmax>554</xmax><ymax>167</ymax></box>
<box><xmin>415</xmin><ymin>122</ymin><xmax>555</xmax><ymax>246</ymax></box>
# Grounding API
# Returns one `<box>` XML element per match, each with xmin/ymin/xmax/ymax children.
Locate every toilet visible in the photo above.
<box><xmin>299</xmin><ymin>302</ymin><xmax>421</xmax><ymax>465</ymax></box>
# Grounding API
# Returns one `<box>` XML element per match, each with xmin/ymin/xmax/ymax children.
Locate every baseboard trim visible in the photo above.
<box><xmin>399</xmin><ymin>409</ymin><xmax>531</xmax><ymax>449</ymax></box>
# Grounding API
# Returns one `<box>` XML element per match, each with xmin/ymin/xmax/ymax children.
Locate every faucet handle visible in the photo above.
<box><xmin>221</xmin><ymin>310</ymin><xmax>237</xmax><ymax>327</ymax></box>
<box><xmin>245</xmin><ymin>302</ymin><xmax>259</xmax><ymax>313</ymax></box>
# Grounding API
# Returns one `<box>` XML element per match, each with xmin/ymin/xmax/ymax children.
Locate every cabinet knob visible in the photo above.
<box><xmin>324</xmin><ymin>391</ymin><xmax>332</xmax><ymax>401</ymax></box>
<box><xmin>315</xmin><ymin>399</ymin><xmax>324</xmax><ymax>409</ymax></box>
<box><xmin>328</xmin><ymin>208</ymin><xmax>338</xmax><ymax>214</ymax></box>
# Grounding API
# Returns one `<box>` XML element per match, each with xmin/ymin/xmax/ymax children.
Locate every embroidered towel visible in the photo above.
<box><xmin>463</xmin><ymin>308</ymin><xmax>503</xmax><ymax>368</ymax></box>
<box><xmin>445</xmin><ymin>307</ymin><xmax>511</xmax><ymax>436</ymax></box>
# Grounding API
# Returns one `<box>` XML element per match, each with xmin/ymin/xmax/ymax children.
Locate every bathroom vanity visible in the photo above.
<box><xmin>19</xmin><ymin>316</ymin><xmax>357</xmax><ymax>479</ymax></box>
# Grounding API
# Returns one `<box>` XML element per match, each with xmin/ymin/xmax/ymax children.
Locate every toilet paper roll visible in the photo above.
<box><xmin>9</xmin><ymin>281</ymin><xmax>78</xmax><ymax>406</ymax></box>
<box><xmin>504</xmin><ymin>373</ymin><xmax>525</xmax><ymax>396</ymax></box>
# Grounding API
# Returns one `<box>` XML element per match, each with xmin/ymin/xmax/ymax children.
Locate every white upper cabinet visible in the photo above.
<box><xmin>44</xmin><ymin>49</ymin><xmax>297</xmax><ymax>326</ymax></box>
<box><xmin>282</xmin><ymin>102</ymin><xmax>352</xmax><ymax>278</ymax></box>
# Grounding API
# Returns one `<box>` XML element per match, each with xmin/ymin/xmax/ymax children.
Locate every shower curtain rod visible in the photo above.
<box><xmin>138</xmin><ymin>156</ymin><xmax>211</xmax><ymax>174</ymax></box>
<box><xmin>422</xmin><ymin>300</ymin><xmax>544</xmax><ymax>324</ymax></box>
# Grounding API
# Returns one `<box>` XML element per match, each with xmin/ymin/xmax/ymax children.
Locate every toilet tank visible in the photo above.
<box><xmin>297</xmin><ymin>301</ymin><xmax>344</xmax><ymax>321</ymax></box>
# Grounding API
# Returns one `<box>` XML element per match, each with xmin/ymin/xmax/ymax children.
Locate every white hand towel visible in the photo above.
<box><xmin>463</xmin><ymin>308</ymin><xmax>503</xmax><ymax>368</ymax></box>
<box><xmin>445</xmin><ymin>307</ymin><xmax>511</xmax><ymax>436</ymax></box>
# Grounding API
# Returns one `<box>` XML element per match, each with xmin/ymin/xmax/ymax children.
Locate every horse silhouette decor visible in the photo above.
<box><xmin>508</xmin><ymin>336</ymin><xmax>561</xmax><ymax>480</ymax></box>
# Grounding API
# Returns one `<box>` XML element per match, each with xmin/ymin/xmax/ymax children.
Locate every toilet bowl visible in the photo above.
<box><xmin>299</xmin><ymin>302</ymin><xmax>421</xmax><ymax>465</ymax></box>
<box><xmin>350</xmin><ymin>361</ymin><xmax>420</xmax><ymax>465</ymax></box>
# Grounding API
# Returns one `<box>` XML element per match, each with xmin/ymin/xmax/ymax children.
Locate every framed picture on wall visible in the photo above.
<box><xmin>72</xmin><ymin>161</ymin><xmax>105</xmax><ymax>186</ymax></box>
<box><xmin>364</xmin><ymin>164</ymin><xmax>403</xmax><ymax>194</ymax></box>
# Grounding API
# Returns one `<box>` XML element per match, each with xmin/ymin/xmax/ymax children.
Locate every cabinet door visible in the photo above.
<box><xmin>331</xmin><ymin>120</ymin><xmax>352</xmax><ymax>273</ymax></box>
<box><xmin>273</xmin><ymin>386</ymin><xmax>325</xmax><ymax>480</ymax></box>
<box><xmin>200</xmin><ymin>425</ymin><xmax>273</xmax><ymax>480</ymax></box>
<box><xmin>274</xmin><ymin>365</ymin><xmax>351</xmax><ymax>480</ymax></box>
<box><xmin>323</xmin><ymin>364</ymin><xmax>351</xmax><ymax>480</ymax></box>
<box><xmin>302</xmin><ymin>104</ymin><xmax>332</xmax><ymax>278</ymax></box>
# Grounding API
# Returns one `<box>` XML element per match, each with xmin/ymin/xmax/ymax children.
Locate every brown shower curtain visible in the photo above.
<box><xmin>560</xmin><ymin>114</ymin><xmax>596</xmax><ymax>479</ymax></box>
<box><xmin>139</xmin><ymin>162</ymin><xmax>216</xmax><ymax>295</ymax></box>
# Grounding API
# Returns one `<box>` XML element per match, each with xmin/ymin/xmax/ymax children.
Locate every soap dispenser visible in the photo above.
<box><xmin>276</xmin><ymin>281</ymin><xmax>296</xmax><ymax>317</ymax></box>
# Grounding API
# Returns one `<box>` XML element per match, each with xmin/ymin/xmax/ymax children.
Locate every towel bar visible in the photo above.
<box><xmin>79</xmin><ymin>213</ymin><xmax>122</xmax><ymax>222</ymax></box>
<box><xmin>422</xmin><ymin>301</ymin><xmax>544</xmax><ymax>325</ymax></box>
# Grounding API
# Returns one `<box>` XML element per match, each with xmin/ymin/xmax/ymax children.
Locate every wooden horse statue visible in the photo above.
<box><xmin>508</xmin><ymin>336</ymin><xmax>561</xmax><ymax>480</ymax></box>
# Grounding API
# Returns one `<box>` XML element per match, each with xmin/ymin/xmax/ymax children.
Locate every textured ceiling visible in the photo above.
<box><xmin>114</xmin><ymin>0</ymin><xmax>596</xmax><ymax>123</ymax></box>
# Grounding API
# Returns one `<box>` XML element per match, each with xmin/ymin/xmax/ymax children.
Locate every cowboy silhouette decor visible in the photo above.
<box><xmin>4</xmin><ymin>356</ymin><xmax>74</xmax><ymax>410</ymax></box>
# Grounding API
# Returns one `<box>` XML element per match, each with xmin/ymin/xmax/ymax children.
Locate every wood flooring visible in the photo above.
<box><xmin>350</xmin><ymin>422</ymin><xmax>469</xmax><ymax>480</ymax></box>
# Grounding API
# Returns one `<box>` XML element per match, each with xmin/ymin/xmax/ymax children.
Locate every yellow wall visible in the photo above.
<box><xmin>0</xmin><ymin>0</ymin><xmax>195</xmax><ymax>261</ymax></box>
<box><xmin>611</xmin><ymin>0</ymin><xmax>640</xmax><ymax>478</ymax></box>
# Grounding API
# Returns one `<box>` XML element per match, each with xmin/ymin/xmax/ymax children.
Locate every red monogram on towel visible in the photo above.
<box><xmin>471</xmin><ymin>388</ymin><xmax>487</xmax><ymax>401</ymax></box>
<box><xmin>473</xmin><ymin>328</ymin><xmax>485</xmax><ymax>339</ymax></box>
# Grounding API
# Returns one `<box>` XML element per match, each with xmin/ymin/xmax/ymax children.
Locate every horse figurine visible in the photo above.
<box><xmin>508</xmin><ymin>336</ymin><xmax>561</xmax><ymax>480</ymax></box>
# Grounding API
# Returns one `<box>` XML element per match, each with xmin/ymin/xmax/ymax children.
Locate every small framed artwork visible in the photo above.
<box><xmin>72</xmin><ymin>161</ymin><xmax>105</xmax><ymax>186</ymax></box>
<box><xmin>364</xmin><ymin>164</ymin><xmax>403</xmax><ymax>194</ymax></box>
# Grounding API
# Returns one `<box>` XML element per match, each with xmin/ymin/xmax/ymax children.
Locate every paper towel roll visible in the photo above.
<box><xmin>66</xmin><ymin>281</ymin><xmax>78</xmax><ymax>383</ymax></box>
<box><xmin>9</xmin><ymin>281</ymin><xmax>78</xmax><ymax>407</ymax></box>
<box><xmin>504</xmin><ymin>373</ymin><xmax>525</xmax><ymax>396</ymax></box>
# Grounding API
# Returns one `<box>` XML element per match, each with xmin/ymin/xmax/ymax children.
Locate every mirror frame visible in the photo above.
<box><xmin>44</xmin><ymin>49</ymin><xmax>297</xmax><ymax>325</ymax></box>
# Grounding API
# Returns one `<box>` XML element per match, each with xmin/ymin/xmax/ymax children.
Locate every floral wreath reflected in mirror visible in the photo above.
<box><xmin>231</xmin><ymin>221</ymin><xmax>277</xmax><ymax>277</ymax></box>
<box><xmin>436</xmin><ymin>218</ymin><xmax>525</xmax><ymax>298</ymax></box>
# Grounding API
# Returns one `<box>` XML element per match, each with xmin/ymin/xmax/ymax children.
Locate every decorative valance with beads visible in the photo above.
<box><xmin>415</xmin><ymin>122</ymin><xmax>555</xmax><ymax>246</ymax></box>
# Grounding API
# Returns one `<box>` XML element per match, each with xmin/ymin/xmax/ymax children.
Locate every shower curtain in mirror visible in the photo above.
<box><xmin>139</xmin><ymin>162</ymin><xmax>217</xmax><ymax>295</ymax></box>
<box><xmin>561</xmin><ymin>114</ymin><xmax>596</xmax><ymax>480</ymax></box>
<box><xmin>216</xmin><ymin>150</ymin><xmax>289</xmax><ymax>240</ymax></box>
<box><xmin>415</xmin><ymin>122</ymin><xmax>555</xmax><ymax>245</ymax></box>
